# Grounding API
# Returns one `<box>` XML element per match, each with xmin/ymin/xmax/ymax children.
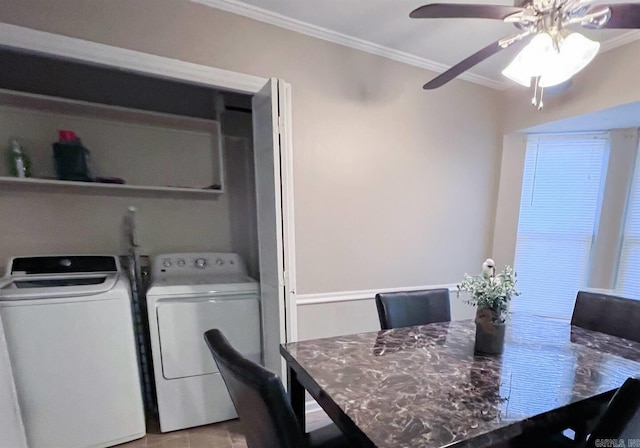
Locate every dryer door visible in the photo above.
<box><xmin>156</xmin><ymin>294</ymin><xmax>261</xmax><ymax>380</ymax></box>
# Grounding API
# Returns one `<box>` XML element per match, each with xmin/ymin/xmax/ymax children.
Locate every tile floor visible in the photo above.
<box><xmin>118</xmin><ymin>410</ymin><xmax>331</xmax><ymax>448</ymax></box>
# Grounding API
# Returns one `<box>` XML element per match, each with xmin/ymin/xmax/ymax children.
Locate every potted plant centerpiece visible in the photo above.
<box><xmin>457</xmin><ymin>259</ymin><xmax>520</xmax><ymax>354</ymax></box>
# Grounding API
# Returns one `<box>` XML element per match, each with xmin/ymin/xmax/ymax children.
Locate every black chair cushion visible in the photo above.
<box><xmin>572</xmin><ymin>291</ymin><xmax>640</xmax><ymax>342</ymax></box>
<box><xmin>375</xmin><ymin>289</ymin><xmax>451</xmax><ymax>330</ymax></box>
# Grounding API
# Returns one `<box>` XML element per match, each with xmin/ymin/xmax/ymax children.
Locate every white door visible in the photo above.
<box><xmin>253</xmin><ymin>78</ymin><xmax>294</xmax><ymax>375</ymax></box>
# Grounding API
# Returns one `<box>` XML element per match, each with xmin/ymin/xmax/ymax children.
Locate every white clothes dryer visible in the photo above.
<box><xmin>0</xmin><ymin>255</ymin><xmax>145</xmax><ymax>448</ymax></box>
<box><xmin>146</xmin><ymin>253</ymin><xmax>261</xmax><ymax>432</ymax></box>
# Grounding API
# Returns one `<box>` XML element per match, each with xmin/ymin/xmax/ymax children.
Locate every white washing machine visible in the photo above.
<box><xmin>0</xmin><ymin>255</ymin><xmax>145</xmax><ymax>448</ymax></box>
<box><xmin>146</xmin><ymin>252</ymin><xmax>261</xmax><ymax>432</ymax></box>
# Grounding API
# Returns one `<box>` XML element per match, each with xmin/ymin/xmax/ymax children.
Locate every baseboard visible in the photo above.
<box><xmin>305</xmin><ymin>400</ymin><xmax>323</xmax><ymax>415</ymax></box>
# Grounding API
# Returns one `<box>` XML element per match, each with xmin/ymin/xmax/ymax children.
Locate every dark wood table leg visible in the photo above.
<box><xmin>287</xmin><ymin>365</ymin><xmax>306</xmax><ymax>431</ymax></box>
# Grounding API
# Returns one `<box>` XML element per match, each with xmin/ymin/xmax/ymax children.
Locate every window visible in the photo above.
<box><xmin>511</xmin><ymin>134</ymin><xmax>609</xmax><ymax>319</ymax></box>
<box><xmin>616</xmin><ymin>149</ymin><xmax>640</xmax><ymax>299</ymax></box>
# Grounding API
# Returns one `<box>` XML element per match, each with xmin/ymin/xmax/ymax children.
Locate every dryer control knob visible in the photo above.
<box><xmin>195</xmin><ymin>258</ymin><xmax>207</xmax><ymax>268</ymax></box>
<box><xmin>163</xmin><ymin>260</ymin><xmax>172</xmax><ymax>268</ymax></box>
<box><xmin>177</xmin><ymin>259</ymin><xmax>186</xmax><ymax>267</ymax></box>
<box><xmin>215</xmin><ymin>258</ymin><xmax>224</xmax><ymax>266</ymax></box>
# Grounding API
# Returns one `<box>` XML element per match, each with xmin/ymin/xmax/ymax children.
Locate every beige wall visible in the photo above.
<box><xmin>491</xmin><ymin>134</ymin><xmax>527</xmax><ymax>269</ymax></box>
<box><xmin>0</xmin><ymin>190</ymin><xmax>232</xmax><ymax>269</ymax></box>
<box><xmin>590</xmin><ymin>129</ymin><xmax>640</xmax><ymax>289</ymax></box>
<box><xmin>0</xmin><ymin>0</ymin><xmax>503</xmax><ymax>295</ymax></box>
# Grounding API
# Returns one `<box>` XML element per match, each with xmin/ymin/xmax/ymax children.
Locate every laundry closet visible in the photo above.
<box><xmin>0</xmin><ymin>46</ymin><xmax>275</xmax><ymax>445</ymax></box>
<box><xmin>0</xmin><ymin>48</ymin><xmax>258</xmax><ymax>267</ymax></box>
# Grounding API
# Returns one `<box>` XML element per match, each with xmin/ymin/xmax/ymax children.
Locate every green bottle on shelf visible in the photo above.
<box><xmin>6</xmin><ymin>139</ymin><xmax>32</xmax><ymax>178</ymax></box>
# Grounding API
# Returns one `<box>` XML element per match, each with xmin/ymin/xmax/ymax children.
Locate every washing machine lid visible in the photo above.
<box><xmin>0</xmin><ymin>255</ymin><xmax>121</xmax><ymax>301</ymax></box>
<box><xmin>0</xmin><ymin>273</ymin><xmax>120</xmax><ymax>300</ymax></box>
<box><xmin>148</xmin><ymin>274</ymin><xmax>258</xmax><ymax>297</ymax></box>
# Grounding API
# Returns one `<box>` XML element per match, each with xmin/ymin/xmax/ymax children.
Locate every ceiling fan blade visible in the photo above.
<box><xmin>423</xmin><ymin>34</ymin><xmax>531</xmax><ymax>90</ymax></box>
<box><xmin>596</xmin><ymin>3</ymin><xmax>640</xmax><ymax>29</ymax></box>
<box><xmin>410</xmin><ymin>3</ymin><xmax>523</xmax><ymax>20</ymax></box>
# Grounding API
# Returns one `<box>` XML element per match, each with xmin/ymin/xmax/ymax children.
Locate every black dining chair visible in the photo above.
<box><xmin>571</xmin><ymin>291</ymin><xmax>640</xmax><ymax>342</ymax></box>
<box><xmin>565</xmin><ymin>292</ymin><xmax>640</xmax><ymax>445</ymax></box>
<box><xmin>584</xmin><ymin>377</ymin><xmax>640</xmax><ymax>447</ymax></box>
<box><xmin>375</xmin><ymin>288</ymin><xmax>451</xmax><ymax>330</ymax></box>
<box><xmin>532</xmin><ymin>377</ymin><xmax>640</xmax><ymax>448</ymax></box>
<box><xmin>203</xmin><ymin>329</ymin><xmax>351</xmax><ymax>448</ymax></box>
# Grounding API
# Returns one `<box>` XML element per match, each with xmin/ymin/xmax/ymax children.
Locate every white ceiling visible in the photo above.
<box><xmin>196</xmin><ymin>0</ymin><xmax>640</xmax><ymax>89</ymax></box>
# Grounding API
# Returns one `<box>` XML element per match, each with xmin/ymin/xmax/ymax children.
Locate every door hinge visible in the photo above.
<box><xmin>277</xmin><ymin>116</ymin><xmax>285</xmax><ymax>135</ymax></box>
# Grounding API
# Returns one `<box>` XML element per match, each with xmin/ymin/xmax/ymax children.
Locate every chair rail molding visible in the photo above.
<box><xmin>295</xmin><ymin>283</ymin><xmax>459</xmax><ymax>306</ymax></box>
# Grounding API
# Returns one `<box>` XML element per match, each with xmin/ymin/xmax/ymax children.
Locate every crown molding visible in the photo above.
<box><xmin>600</xmin><ymin>30</ymin><xmax>640</xmax><ymax>53</ymax></box>
<box><xmin>194</xmin><ymin>0</ymin><xmax>640</xmax><ymax>91</ymax></box>
<box><xmin>192</xmin><ymin>0</ymin><xmax>505</xmax><ymax>90</ymax></box>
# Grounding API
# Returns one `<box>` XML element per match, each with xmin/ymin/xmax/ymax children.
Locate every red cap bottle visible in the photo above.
<box><xmin>58</xmin><ymin>130</ymin><xmax>78</xmax><ymax>142</ymax></box>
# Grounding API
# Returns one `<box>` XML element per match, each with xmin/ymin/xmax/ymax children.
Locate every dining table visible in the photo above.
<box><xmin>280</xmin><ymin>313</ymin><xmax>640</xmax><ymax>448</ymax></box>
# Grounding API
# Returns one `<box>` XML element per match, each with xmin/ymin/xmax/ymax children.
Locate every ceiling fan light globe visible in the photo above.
<box><xmin>501</xmin><ymin>33</ymin><xmax>555</xmax><ymax>86</ymax></box>
<box><xmin>561</xmin><ymin>33</ymin><xmax>600</xmax><ymax>73</ymax></box>
<box><xmin>501</xmin><ymin>62</ymin><xmax>532</xmax><ymax>87</ymax></box>
<box><xmin>539</xmin><ymin>33</ymin><xmax>600</xmax><ymax>87</ymax></box>
<box><xmin>529</xmin><ymin>33</ymin><xmax>561</xmax><ymax>76</ymax></box>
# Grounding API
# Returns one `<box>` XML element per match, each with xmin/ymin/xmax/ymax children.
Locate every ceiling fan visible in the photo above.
<box><xmin>410</xmin><ymin>0</ymin><xmax>640</xmax><ymax>108</ymax></box>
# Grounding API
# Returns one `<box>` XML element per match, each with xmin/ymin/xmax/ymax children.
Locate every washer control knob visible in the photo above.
<box><xmin>215</xmin><ymin>258</ymin><xmax>224</xmax><ymax>266</ymax></box>
<box><xmin>177</xmin><ymin>259</ymin><xmax>186</xmax><ymax>267</ymax></box>
<box><xmin>163</xmin><ymin>260</ymin><xmax>172</xmax><ymax>268</ymax></box>
<box><xmin>195</xmin><ymin>258</ymin><xmax>207</xmax><ymax>269</ymax></box>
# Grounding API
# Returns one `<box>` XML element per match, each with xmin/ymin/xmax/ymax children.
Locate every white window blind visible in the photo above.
<box><xmin>616</xmin><ymin>145</ymin><xmax>640</xmax><ymax>299</ymax></box>
<box><xmin>511</xmin><ymin>134</ymin><xmax>609</xmax><ymax>319</ymax></box>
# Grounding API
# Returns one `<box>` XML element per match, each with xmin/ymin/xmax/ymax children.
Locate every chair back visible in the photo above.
<box><xmin>586</xmin><ymin>377</ymin><xmax>640</xmax><ymax>447</ymax></box>
<box><xmin>375</xmin><ymin>289</ymin><xmax>451</xmax><ymax>330</ymax></box>
<box><xmin>572</xmin><ymin>291</ymin><xmax>640</xmax><ymax>342</ymax></box>
<box><xmin>204</xmin><ymin>329</ymin><xmax>307</xmax><ymax>448</ymax></box>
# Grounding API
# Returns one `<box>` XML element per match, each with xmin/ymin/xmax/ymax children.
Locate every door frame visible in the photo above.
<box><xmin>0</xmin><ymin>22</ymin><xmax>298</xmax><ymax>342</ymax></box>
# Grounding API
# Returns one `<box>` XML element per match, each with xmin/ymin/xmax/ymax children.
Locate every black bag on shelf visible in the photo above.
<box><xmin>53</xmin><ymin>141</ymin><xmax>91</xmax><ymax>181</ymax></box>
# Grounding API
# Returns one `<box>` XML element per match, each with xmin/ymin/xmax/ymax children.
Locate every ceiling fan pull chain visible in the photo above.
<box><xmin>530</xmin><ymin>77</ymin><xmax>545</xmax><ymax>110</ymax></box>
<box><xmin>531</xmin><ymin>76</ymin><xmax>540</xmax><ymax>107</ymax></box>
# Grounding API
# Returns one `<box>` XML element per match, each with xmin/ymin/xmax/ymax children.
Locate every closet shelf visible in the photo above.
<box><xmin>0</xmin><ymin>88</ymin><xmax>218</xmax><ymax>132</ymax></box>
<box><xmin>0</xmin><ymin>176</ymin><xmax>222</xmax><ymax>199</ymax></box>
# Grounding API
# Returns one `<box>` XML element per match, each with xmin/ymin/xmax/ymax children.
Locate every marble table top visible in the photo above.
<box><xmin>281</xmin><ymin>314</ymin><xmax>640</xmax><ymax>448</ymax></box>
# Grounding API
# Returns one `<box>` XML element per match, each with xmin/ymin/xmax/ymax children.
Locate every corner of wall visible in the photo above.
<box><xmin>491</xmin><ymin>133</ymin><xmax>527</xmax><ymax>267</ymax></box>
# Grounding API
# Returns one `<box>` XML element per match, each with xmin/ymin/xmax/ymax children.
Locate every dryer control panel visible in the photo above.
<box><xmin>153</xmin><ymin>253</ymin><xmax>247</xmax><ymax>277</ymax></box>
